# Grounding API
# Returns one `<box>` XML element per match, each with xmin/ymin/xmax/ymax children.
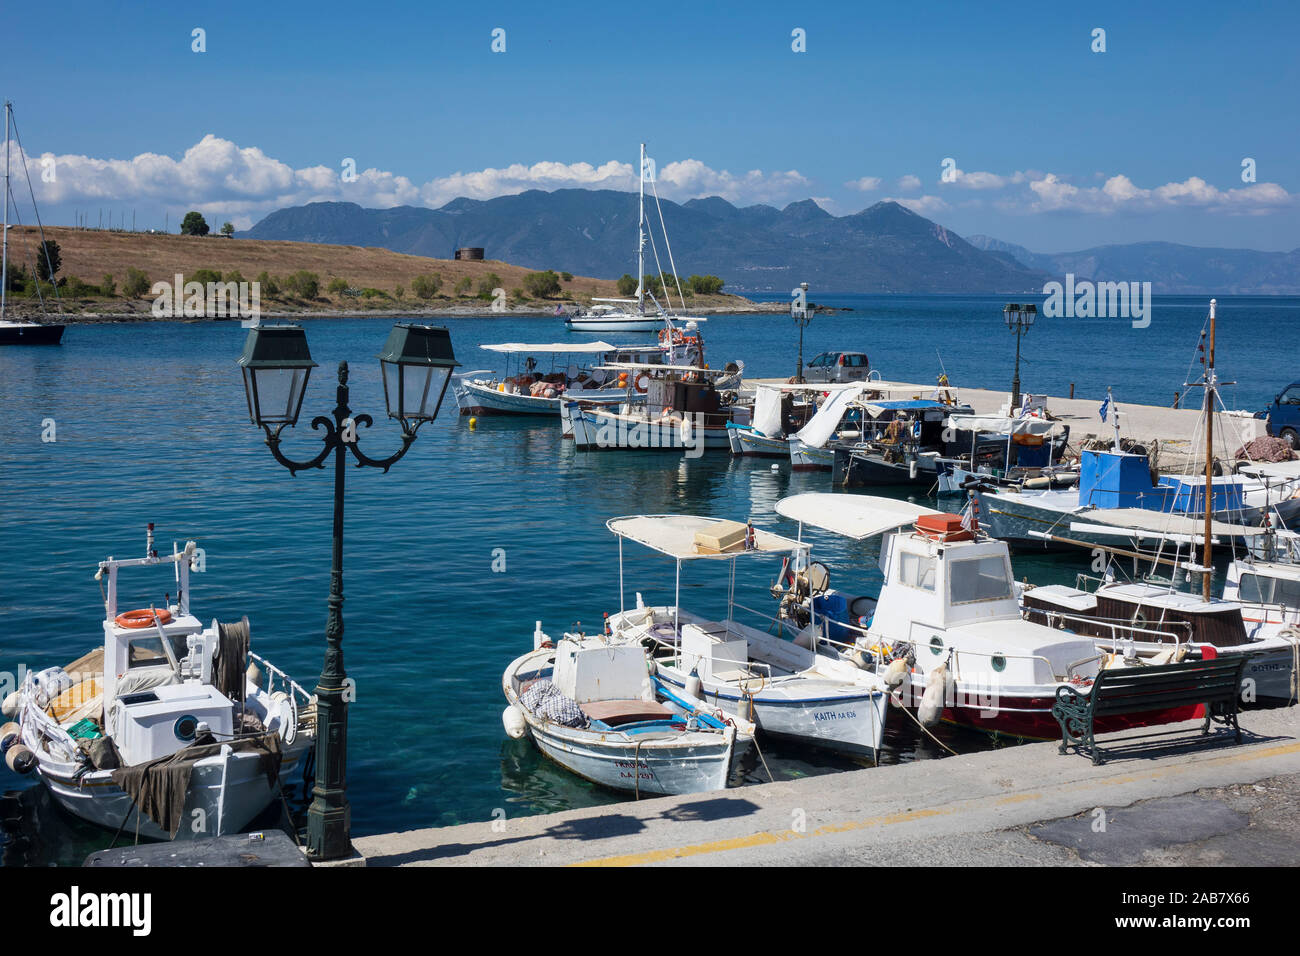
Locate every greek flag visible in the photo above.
<box><xmin>1098</xmin><ymin>395</ymin><xmax>1110</xmax><ymax>423</ymax></box>
<box><xmin>959</xmin><ymin>497</ymin><xmax>975</xmax><ymax>532</ymax></box>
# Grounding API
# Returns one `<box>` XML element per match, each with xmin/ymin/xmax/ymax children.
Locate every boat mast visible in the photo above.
<box><xmin>1202</xmin><ymin>298</ymin><xmax>1217</xmax><ymax>600</ymax></box>
<box><xmin>2</xmin><ymin>100</ymin><xmax>9</xmax><ymax>320</ymax></box>
<box><xmin>637</xmin><ymin>142</ymin><xmax>646</xmax><ymax>315</ymax></box>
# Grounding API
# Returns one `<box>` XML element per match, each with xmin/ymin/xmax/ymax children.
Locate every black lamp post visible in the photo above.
<box><xmin>1003</xmin><ymin>303</ymin><xmax>1036</xmax><ymax>411</ymax></box>
<box><xmin>237</xmin><ymin>322</ymin><xmax>459</xmax><ymax>861</ymax></box>
<box><xmin>792</xmin><ymin>282</ymin><xmax>811</xmax><ymax>383</ymax></box>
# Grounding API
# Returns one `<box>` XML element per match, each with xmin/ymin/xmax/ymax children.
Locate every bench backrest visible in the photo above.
<box><xmin>1089</xmin><ymin>657</ymin><xmax>1247</xmax><ymax>717</ymax></box>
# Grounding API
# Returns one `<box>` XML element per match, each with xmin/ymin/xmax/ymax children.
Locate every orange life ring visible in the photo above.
<box><xmin>115</xmin><ymin>607</ymin><xmax>171</xmax><ymax>629</ymax></box>
<box><xmin>634</xmin><ymin>373</ymin><xmax>650</xmax><ymax>393</ymax></box>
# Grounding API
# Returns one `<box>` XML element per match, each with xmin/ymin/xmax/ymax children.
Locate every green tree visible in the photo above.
<box><xmin>560</xmin><ymin>271</ymin><xmax>573</xmax><ymax>282</ymax></box>
<box><xmin>641</xmin><ymin>273</ymin><xmax>664</xmax><ymax>298</ymax></box>
<box><xmin>224</xmin><ymin>270</ymin><xmax>245</xmax><ymax>285</ymax></box>
<box><xmin>2</xmin><ymin>263</ymin><xmax>25</xmax><ymax>293</ymax></box>
<box><xmin>123</xmin><ymin>268</ymin><xmax>151</xmax><ymax>297</ymax></box>
<box><xmin>616</xmin><ymin>273</ymin><xmax>637</xmax><ymax>296</ymax></box>
<box><xmin>476</xmin><ymin>272</ymin><xmax>502</xmax><ymax>297</ymax></box>
<box><xmin>327</xmin><ymin>277</ymin><xmax>350</xmax><ymax>295</ymax></box>
<box><xmin>256</xmin><ymin>271</ymin><xmax>278</xmax><ymax>296</ymax></box>
<box><xmin>395</xmin><ymin>284</ymin><xmax>405</xmax><ymax>299</ymax></box>
<box><xmin>190</xmin><ymin>268</ymin><xmax>222</xmax><ymax>286</ymax></box>
<box><xmin>522</xmin><ymin>269</ymin><xmax>561</xmax><ymax>298</ymax></box>
<box><xmin>689</xmin><ymin>274</ymin><xmax>725</xmax><ymax>295</ymax></box>
<box><xmin>35</xmin><ymin>240</ymin><xmax>61</xmax><ymax>282</ymax></box>
<box><xmin>411</xmin><ymin>274</ymin><xmax>442</xmax><ymax>299</ymax></box>
<box><xmin>180</xmin><ymin>211</ymin><xmax>210</xmax><ymax>236</ymax></box>
<box><xmin>220</xmin><ymin>222</ymin><xmax>235</xmax><ymax>237</ymax></box>
<box><xmin>101</xmin><ymin>273</ymin><xmax>116</xmax><ymax>296</ymax></box>
<box><xmin>290</xmin><ymin>270</ymin><xmax>320</xmax><ymax>298</ymax></box>
<box><xmin>455</xmin><ymin>276</ymin><xmax>473</xmax><ymax>296</ymax></box>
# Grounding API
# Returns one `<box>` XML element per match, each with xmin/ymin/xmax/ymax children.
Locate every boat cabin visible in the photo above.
<box><xmin>1077</xmin><ymin>449</ymin><xmax>1246</xmax><ymax>514</ymax></box>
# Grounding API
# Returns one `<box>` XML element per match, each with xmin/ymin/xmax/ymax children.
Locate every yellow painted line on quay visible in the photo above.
<box><xmin>572</xmin><ymin>740</ymin><xmax>1300</xmax><ymax>867</ymax></box>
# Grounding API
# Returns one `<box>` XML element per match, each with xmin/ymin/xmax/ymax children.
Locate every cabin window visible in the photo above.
<box><xmin>1239</xmin><ymin>572</ymin><xmax>1300</xmax><ymax>608</ymax></box>
<box><xmin>899</xmin><ymin>552</ymin><xmax>937</xmax><ymax>592</ymax></box>
<box><xmin>127</xmin><ymin>636</ymin><xmax>171</xmax><ymax>668</ymax></box>
<box><xmin>949</xmin><ymin>556</ymin><xmax>1012</xmax><ymax>604</ymax></box>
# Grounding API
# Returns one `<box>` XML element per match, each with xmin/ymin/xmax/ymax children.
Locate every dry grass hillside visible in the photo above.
<box><xmin>2</xmin><ymin>226</ymin><xmax>753</xmax><ymax>316</ymax></box>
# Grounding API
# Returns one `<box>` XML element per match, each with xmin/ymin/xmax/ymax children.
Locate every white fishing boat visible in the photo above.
<box><xmin>501</xmin><ymin>627</ymin><xmax>750</xmax><ymax>796</ymax></box>
<box><xmin>562</xmin><ymin>362</ymin><xmax>746</xmax><ymax>453</ymax></box>
<box><xmin>565</xmin><ymin>144</ymin><xmax>707</xmax><ymax>334</ymax></box>
<box><xmin>772</xmin><ymin>493</ymin><xmax>1205</xmax><ymax>741</ymax></box>
<box><xmin>454</xmin><ymin>340</ymin><xmax>632</xmax><ymax>417</ymax></box>
<box><xmin>727</xmin><ymin>382</ymin><xmax>852</xmax><ymax>458</ymax></box>
<box><xmin>0</xmin><ymin>526</ymin><xmax>316</xmax><ymax>840</ymax></box>
<box><xmin>0</xmin><ymin>101</ymin><xmax>64</xmax><ymax>346</ymax></box>
<box><xmin>603</xmin><ymin>514</ymin><xmax>891</xmax><ymax>755</ymax></box>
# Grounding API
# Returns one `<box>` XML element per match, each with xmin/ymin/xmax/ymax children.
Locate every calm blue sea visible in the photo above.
<box><xmin>0</xmin><ymin>293</ymin><xmax>1294</xmax><ymax>864</ymax></box>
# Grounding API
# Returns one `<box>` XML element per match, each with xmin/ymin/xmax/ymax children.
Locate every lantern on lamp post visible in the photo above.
<box><xmin>237</xmin><ymin>322</ymin><xmax>459</xmax><ymax>862</ymax></box>
<box><xmin>1003</xmin><ymin>303</ymin><xmax>1036</xmax><ymax>412</ymax></box>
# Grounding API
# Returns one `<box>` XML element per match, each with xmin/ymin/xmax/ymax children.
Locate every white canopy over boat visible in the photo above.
<box><xmin>944</xmin><ymin>415</ymin><xmax>1058</xmax><ymax>436</ymax></box>
<box><xmin>751</xmin><ymin>382</ymin><xmax>861</xmax><ymax>438</ymax></box>
<box><xmin>1066</xmin><ymin>508</ymin><xmax>1267</xmax><ymax>540</ymax></box>
<box><xmin>775</xmin><ymin>493</ymin><xmax>942</xmax><ymax>540</ymax></box>
<box><xmin>793</xmin><ymin>384</ymin><xmax>869</xmax><ymax>448</ymax></box>
<box><xmin>1237</xmin><ymin>459</ymin><xmax>1300</xmax><ymax>480</ymax></box>
<box><xmin>481</xmin><ymin>341</ymin><xmax>617</xmax><ymax>354</ymax></box>
<box><xmin>606</xmin><ymin>514</ymin><xmax>805</xmax><ymax>560</ymax></box>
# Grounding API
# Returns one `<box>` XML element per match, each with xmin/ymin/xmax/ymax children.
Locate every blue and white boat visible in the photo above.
<box><xmin>501</xmin><ymin>629</ymin><xmax>749</xmax><ymax>796</ymax></box>
<box><xmin>602</xmin><ymin>514</ymin><xmax>890</xmax><ymax>756</ymax></box>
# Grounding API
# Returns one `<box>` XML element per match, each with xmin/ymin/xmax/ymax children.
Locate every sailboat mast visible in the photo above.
<box><xmin>637</xmin><ymin>142</ymin><xmax>646</xmax><ymax>314</ymax></box>
<box><xmin>1202</xmin><ymin>298</ymin><xmax>1217</xmax><ymax>600</ymax></box>
<box><xmin>2</xmin><ymin>100</ymin><xmax>10</xmax><ymax>320</ymax></box>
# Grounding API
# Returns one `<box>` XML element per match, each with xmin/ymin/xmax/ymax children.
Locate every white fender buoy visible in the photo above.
<box><xmin>883</xmin><ymin>658</ymin><xmax>909</xmax><ymax>688</ymax></box>
<box><xmin>0</xmin><ymin>722</ymin><xmax>19</xmax><ymax>750</ymax></box>
<box><xmin>918</xmin><ymin>663</ymin><xmax>948</xmax><ymax>727</ymax></box>
<box><xmin>5</xmin><ymin>744</ymin><xmax>36</xmax><ymax>774</ymax></box>
<box><xmin>1</xmin><ymin>692</ymin><xmax>21</xmax><ymax>719</ymax></box>
<box><xmin>246</xmin><ymin>661</ymin><xmax>264</xmax><ymax>688</ymax></box>
<box><xmin>502</xmin><ymin>705</ymin><xmax>527</xmax><ymax>739</ymax></box>
<box><xmin>685</xmin><ymin>671</ymin><xmax>703</xmax><ymax>700</ymax></box>
<box><xmin>909</xmin><ymin>459</ymin><xmax>918</xmax><ymax>480</ymax></box>
<box><xmin>770</xmin><ymin>463</ymin><xmax>779</xmax><ymax>471</ymax></box>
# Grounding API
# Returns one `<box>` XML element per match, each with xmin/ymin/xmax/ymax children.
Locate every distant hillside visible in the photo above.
<box><xmin>0</xmin><ymin>225</ymin><xmax>633</xmax><ymax>315</ymax></box>
<box><xmin>245</xmin><ymin>192</ymin><xmax>1051</xmax><ymax>294</ymax></box>
<box><xmin>965</xmin><ymin>235</ymin><xmax>1300</xmax><ymax>295</ymax></box>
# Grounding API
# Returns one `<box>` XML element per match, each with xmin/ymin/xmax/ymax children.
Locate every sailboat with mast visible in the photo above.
<box><xmin>565</xmin><ymin>143</ymin><xmax>707</xmax><ymax>334</ymax></box>
<box><xmin>1019</xmin><ymin>300</ymin><xmax>1300</xmax><ymax>700</ymax></box>
<box><xmin>0</xmin><ymin>100</ymin><xmax>65</xmax><ymax>346</ymax></box>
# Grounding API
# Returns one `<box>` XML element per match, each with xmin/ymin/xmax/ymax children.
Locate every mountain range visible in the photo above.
<box><xmin>243</xmin><ymin>191</ymin><xmax>1300</xmax><ymax>294</ymax></box>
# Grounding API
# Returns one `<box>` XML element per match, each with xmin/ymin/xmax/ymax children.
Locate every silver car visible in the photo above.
<box><xmin>803</xmin><ymin>351</ymin><xmax>871</xmax><ymax>383</ymax></box>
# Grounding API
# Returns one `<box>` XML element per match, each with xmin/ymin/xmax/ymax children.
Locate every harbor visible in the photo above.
<box><xmin>2</xmin><ymin>6</ymin><xmax>1298</xmax><ymax>922</ymax></box>
<box><xmin>353</xmin><ymin>703</ymin><xmax>1300</xmax><ymax>867</ymax></box>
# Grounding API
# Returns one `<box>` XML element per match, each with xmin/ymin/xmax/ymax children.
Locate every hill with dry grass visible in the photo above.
<box><xmin>1</xmin><ymin>226</ymin><xmax>755</xmax><ymax>318</ymax></box>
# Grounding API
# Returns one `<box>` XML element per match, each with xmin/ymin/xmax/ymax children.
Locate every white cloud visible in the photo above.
<box><xmin>940</xmin><ymin>168</ymin><xmax>1028</xmax><ymax>190</ymax></box>
<box><xmin>845</xmin><ymin>176</ymin><xmax>882</xmax><ymax>192</ymax></box>
<box><xmin>1026</xmin><ymin>172</ymin><xmax>1293</xmax><ymax>214</ymax></box>
<box><xmin>885</xmin><ymin>195</ymin><xmax>948</xmax><ymax>215</ymax></box>
<box><xmin>23</xmin><ymin>135</ymin><xmax>815</xmax><ymax>223</ymax></box>
<box><xmin>896</xmin><ymin>174</ymin><xmax>922</xmax><ymax>192</ymax></box>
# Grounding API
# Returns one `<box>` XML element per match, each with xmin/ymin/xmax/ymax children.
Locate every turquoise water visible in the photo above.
<box><xmin>0</xmin><ymin>294</ymin><xmax>1293</xmax><ymax>864</ymax></box>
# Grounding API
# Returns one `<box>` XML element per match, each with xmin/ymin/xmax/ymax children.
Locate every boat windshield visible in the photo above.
<box><xmin>1238</xmin><ymin>571</ymin><xmax>1300</xmax><ymax>608</ymax></box>
<box><xmin>128</xmin><ymin>635</ymin><xmax>173</xmax><ymax>668</ymax></box>
<box><xmin>949</xmin><ymin>556</ymin><xmax>1013</xmax><ymax>604</ymax></box>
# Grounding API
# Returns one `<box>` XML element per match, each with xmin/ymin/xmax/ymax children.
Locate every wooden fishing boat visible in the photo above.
<box><xmin>0</xmin><ymin>526</ymin><xmax>315</xmax><ymax>840</ymax></box>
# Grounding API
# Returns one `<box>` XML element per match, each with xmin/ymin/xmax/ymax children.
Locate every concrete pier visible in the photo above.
<box><xmin>352</xmin><ymin>704</ymin><xmax>1300</xmax><ymax>867</ymax></box>
<box><xmin>747</xmin><ymin>377</ymin><xmax>1267</xmax><ymax>467</ymax></box>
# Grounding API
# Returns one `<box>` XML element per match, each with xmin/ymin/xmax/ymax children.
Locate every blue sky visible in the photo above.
<box><xmin>5</xmin><ymin>0</ymin><xmax>1298</xmax><ymax>251</ymax></box>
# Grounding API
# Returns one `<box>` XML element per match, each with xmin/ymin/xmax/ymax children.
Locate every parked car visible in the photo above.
<box><xmin>803</xmin><ymin>351</ymin><xmax>870</xmax><ymax>383</ymax></box>
<box><xmin>1266</xmin><ymin>382</ymin><xmax>1300</xmax><ymax>449</ymax></box>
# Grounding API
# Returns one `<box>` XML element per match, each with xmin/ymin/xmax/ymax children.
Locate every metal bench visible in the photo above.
<box><xmin>1052</xmin><ymin>657</ymin><xmax>1248</xmax><ymax>765</ymax></box>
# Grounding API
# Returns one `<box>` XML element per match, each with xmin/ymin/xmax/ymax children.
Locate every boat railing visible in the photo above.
<box><xmin>1025</xmin><ymin>604</ymin><xmax>1193</xmax><ymax>645</ymax></box>
<box><xmin>248</xmin><ymin>651</ymin><xmax>315</xmax><ymax>707</ymax></box>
